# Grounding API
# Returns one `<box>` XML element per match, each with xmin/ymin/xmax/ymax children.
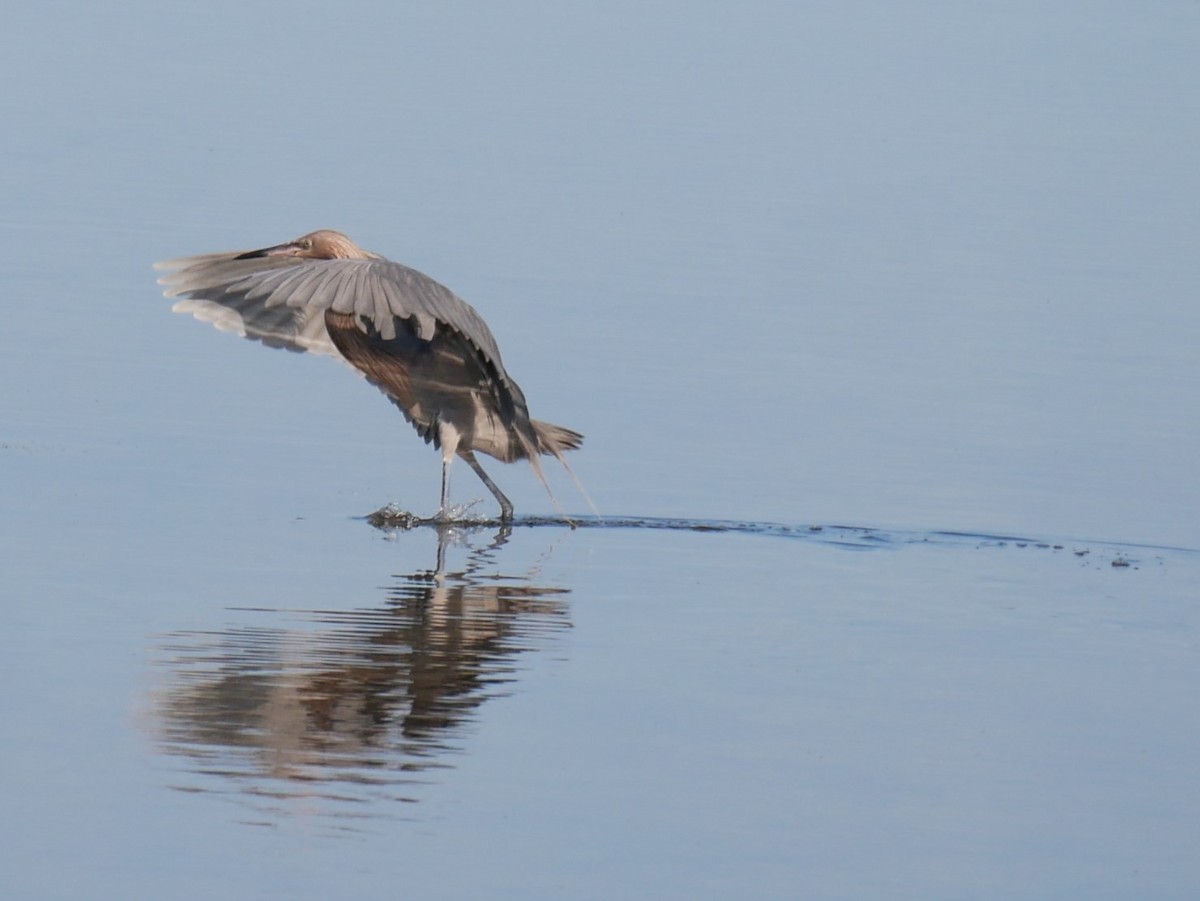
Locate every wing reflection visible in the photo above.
<box><xmin>150</xmin><ymin>527</ymin><xmax>570</xmax><ymax>822</ymax></box>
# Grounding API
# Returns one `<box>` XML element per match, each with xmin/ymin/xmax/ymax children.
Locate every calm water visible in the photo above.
<box><xmin>3</xmin><ymin>2</ymin><xmax>1199</xmax><ymax>898</ymax></box>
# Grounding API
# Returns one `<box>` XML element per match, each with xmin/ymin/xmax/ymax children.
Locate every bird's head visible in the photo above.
<box><xmin>235</xmin><ymin>229</ymin><xmax>374</xmax><ymax>261</ymax></box>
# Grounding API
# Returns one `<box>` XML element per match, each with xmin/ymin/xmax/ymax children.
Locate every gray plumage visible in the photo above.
<box><xmin>156</xmin><ymin>229</ymin><xmax>583</xmax><ymax>520</ymax></box>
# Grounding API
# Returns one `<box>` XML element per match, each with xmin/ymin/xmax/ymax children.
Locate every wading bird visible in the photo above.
<box><xmin>156</xmin><ymin>229</ymin><xmax>583</xmax><ymax>520</ymax></box>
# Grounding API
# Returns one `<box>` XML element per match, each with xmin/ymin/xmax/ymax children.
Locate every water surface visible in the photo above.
<box><xmin>2</xmin><ymin>2</ymin><xmax>1199</xmax><ymax>898</ymax></box>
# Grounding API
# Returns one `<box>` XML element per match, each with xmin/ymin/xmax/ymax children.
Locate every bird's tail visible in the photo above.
<box><xmin>522</xmin><ymin>420</ymin><xmax>595</xmax><ymax>517</ymax></box>
<box><xmin>532</xmin><ymin>419</ymin><xmax>583</xmax><ymax>454</ymax></box>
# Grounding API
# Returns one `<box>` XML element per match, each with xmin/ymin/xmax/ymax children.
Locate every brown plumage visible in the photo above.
<box><xmin>156</xmin><ymin>229</ymin><xmax>583</xmax><ymax>520</ymax></box>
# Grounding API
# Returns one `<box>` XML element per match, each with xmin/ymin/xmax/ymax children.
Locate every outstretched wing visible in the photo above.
<box><xmin>155</xmin><ymin>251</ymin><xmax>507</xmax><ymax>374</ymax></box>
<box><xmin>156</xmin><ymin>246</ymin><xmax>540</xmax><ymax>461</ymax></box>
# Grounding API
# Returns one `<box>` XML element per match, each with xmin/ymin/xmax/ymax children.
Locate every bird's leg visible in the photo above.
<box><xmin>437</xmin><ymin>422</ymin><xmax>462</xmax><ymax>522</ymax></box>
<box><xmin>460</xmin><ymin>450</ymin><xmax>514</xmax><ymax>521</ymax></box>
<box><xmin>439</xmin><ymin>454</ymin><xmax>452</xmax><ymax>521</ymax></box>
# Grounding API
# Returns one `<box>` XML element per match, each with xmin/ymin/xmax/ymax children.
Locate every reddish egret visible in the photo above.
<box><xmin>156</xmin><ymin>229</ymin><xmax>583</xmax><ymax>520</ymax></box>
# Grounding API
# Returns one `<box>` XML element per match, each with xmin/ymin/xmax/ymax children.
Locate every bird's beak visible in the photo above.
<box><xmin>234</xmin><ymin>241</ymin><xmax>303</xmax><ymax>260</ymax></box>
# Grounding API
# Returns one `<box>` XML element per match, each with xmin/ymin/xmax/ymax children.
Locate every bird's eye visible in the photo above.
<box><xmin>300</xmin><ymin>239</ymin><xmax>312</xmax><ymax>250</ymax></box>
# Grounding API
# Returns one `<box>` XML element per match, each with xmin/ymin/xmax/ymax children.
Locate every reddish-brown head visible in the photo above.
<box><xmin>235</xmin><ymin>229</ymin><xmax>375</xmax><ymax>261</ymax></box>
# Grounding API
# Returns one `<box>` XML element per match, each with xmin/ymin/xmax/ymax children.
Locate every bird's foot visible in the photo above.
<box><xmin>366</xmin><ymin>503</ymin><xmax>424</xmax><ymax>530</ymax></box>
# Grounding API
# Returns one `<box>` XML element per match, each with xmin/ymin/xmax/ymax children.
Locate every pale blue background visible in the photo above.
<box><xmin>2</xmin><ymin>2</ymin><xmax>1198</xmax><ymax>898</ymax></box>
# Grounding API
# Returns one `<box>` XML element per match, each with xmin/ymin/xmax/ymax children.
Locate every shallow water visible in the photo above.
<box><xmin>3</xmin><ymin>1</ymin><xmax>1200</xmax><ymax>898</ymax></box>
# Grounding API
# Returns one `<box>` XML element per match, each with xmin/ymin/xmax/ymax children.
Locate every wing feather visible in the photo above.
<box><xmin>372</xmin><ymin>271</ymin><xmax>399</xmax><ymax>335</ymax></box>
<box><xmin>290</xmin><ymin>265</ymin><xmax>350</xmax><ymax>309</ymax></box>
<box><xmin>158</xmin><ymin>250</ymin><xmax>507</xmax><ymax>363</ymax></box>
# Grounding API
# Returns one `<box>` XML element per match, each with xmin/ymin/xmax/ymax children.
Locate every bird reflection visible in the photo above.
<box><xmin>150</xmin><ymin>526</ymin><xmax>570</xmax><ymax>822</ymax></box>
